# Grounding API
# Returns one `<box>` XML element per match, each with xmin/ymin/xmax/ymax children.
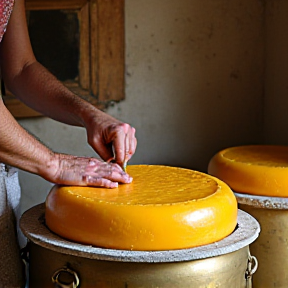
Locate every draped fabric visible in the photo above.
<box><xmin>0</xmin><ymin>0</ymin><xmax>14</xmax><ymax>43</ymax></box>
<box><xmin>0</xmin><ymin>3</ymin><xmax>26</xmax><ymax>286</ymax></box>
<box><xmin>0</xmin><ymin>165</ymin><xmax>25</xmax><ymax>287</ymax></box>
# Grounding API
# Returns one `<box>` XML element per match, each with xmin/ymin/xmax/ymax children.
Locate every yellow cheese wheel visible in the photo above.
<box><xmin>208</xmin><ymin>145</ymin><xmax>288</xmax><ymax>197</ymax></box>
<box><xmin>45</xmin><ymin>165</ymin><xmax>237</xmax><ymax>251</ymax></box>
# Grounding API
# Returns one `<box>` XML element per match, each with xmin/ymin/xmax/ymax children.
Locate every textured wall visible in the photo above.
<box><xmin>264</xmin><ymin>0</ymin><xmax>288</xmax><ymax>144</ymax></box>
<box><xmin>18</xmin><ymin>0</ymin><xmax>265</xmax><ymax>213</ymax></box>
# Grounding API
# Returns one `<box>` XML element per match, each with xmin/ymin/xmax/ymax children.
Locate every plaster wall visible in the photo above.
<box><xmin>264</xmin><ymin>0</ymin><xmax>288</xmax><ymax>144</ymax></box>
<box><xmin>18</xmin><ymin>0</ymin><xmax>265</xmax><ymax>213</ymax></box>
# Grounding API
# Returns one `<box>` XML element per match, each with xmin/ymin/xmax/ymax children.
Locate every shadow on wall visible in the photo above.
<box><xmin>119</xmin><ymin>0</ymin><xmax>265</xmax><ymax>172</ymax></box>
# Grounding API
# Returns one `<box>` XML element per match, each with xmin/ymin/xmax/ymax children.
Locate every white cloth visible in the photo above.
<box><xmin>0</xmin><ymin>164</ymin><xmax>25</xmax><ymax>287</ymax></box>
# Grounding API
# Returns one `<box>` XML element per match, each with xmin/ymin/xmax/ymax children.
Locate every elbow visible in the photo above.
<box><xmin>1</xmin><ymin>58</ymin><xmax>37</xmax><ymax>94</ymax></box>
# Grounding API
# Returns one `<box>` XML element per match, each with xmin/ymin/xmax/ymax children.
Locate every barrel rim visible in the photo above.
<box><xmin>20</xmin><ymin>203</ymin><xmax>260</xmax><ymax>263</ymax></box>
<box><xmin>234</xmin><ymin>192</ymin><xmax>288</xmax><ymax>210</ymax></box>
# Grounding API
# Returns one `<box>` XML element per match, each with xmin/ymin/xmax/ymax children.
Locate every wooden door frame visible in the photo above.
<box><xmin>3</xmin><ymin>0</ymin><xmax>125</xmax><ymax>118</ymax></box>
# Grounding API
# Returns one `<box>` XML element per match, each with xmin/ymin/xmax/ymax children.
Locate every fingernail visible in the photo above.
<box><xmin>110</xmin><ymin>182</ymin><xmax>118</xmax><ymax>188</ymax></box>
<box><xmin>127</xmin><ymin>177</ymin><xmax>133</xmax><ymax>183</ymax></box>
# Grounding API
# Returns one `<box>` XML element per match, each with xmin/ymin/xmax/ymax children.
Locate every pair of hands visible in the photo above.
<box><xmin>0</xmin><ymin>0</ymin><xmax>136</xmax><ymax>189</ymax></box>
<box><xmin>50</xmin><ymin>111</ymin><xmax>137</xmax><ymax>188</ymax></box>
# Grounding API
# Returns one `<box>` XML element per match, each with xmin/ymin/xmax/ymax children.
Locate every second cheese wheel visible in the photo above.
<box><xmin>208</xmin><ymin>145</ymin><xmax>288</xmax><ymax>197</ymax></box>
<box><xmin>45</xmin><ymin>165</ymin><xmax>237</xmax><ymax>251</ymax></box>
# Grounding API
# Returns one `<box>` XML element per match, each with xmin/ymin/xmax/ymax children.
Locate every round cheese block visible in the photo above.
<box><xmin>208</xmin><ymin>145</ymin><xmax>288</xmax><ymax>197</ymax></box>
<box><xmin>45</xmin><ymin>165</ymin><xmax>237</xmax><ymax>251</ymax></box>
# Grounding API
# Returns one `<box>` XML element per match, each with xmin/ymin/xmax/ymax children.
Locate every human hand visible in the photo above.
<box><xmin>47</xmin><ymin>154</ymin><xmax>132</xmax><ymax>188</ymax></box>
<box><xmin>84</xmin><ymin>110</ymin><xmax>137</xmax><ymax>169</ymax></box>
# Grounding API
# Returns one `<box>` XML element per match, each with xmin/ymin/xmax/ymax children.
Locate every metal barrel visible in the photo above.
<box><xmin>20</xmin><ymin>204</ymin><xmax>260</xmax><ymax>288</ymax></box>
<box><xmin>235</xmin><ymin>192</ymin><xmax>288</xmax><ymax>288</ymax></box>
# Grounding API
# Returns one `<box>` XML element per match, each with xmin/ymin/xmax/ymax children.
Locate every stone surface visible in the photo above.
<box><xmin>20</xmin><ymin>204</ymin><xmax>260</xmax><ymax>263</ymax></box>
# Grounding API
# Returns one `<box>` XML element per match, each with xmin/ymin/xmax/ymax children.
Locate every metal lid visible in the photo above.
<box><xmin>235</xmin><ymin>192</ymin><xmax>288</xmax><ymax>210</ymax></box>
<box><xmin>20</xmin><ymin>203</ymin><xmax>260</xmax><ymax>263</ymax></box>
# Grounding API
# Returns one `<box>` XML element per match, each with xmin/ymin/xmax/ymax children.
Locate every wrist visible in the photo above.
<box><xmin>79</xmin><ymin>104</ymin><xmax>102</xmax><ymax>130</ymax></box>
<box><xmin>41</xmin><ymin>152</ymin><xmax>61</xmax><ymax>183</ymax></box>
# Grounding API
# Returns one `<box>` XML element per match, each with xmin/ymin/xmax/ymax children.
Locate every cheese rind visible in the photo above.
<box><xmin>208</xmin><ymin>145</ymin><xmax>288</xmax><ymax>197</ymax></box>
<box><xmin>45</xmin><ymin>165</ymin><xmax>237</xmax><ymax>251</ymax></box>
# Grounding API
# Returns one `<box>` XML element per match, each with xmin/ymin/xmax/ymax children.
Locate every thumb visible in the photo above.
<box><xmin>93</xmin><ymin>142</ymin><xmax>114</xmax><ymax>162</ymax></box>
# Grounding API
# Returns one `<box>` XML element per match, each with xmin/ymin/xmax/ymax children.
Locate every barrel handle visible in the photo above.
<box><xmin>20</xmin><ymin>242</ymin><xmax>30</xmax><ymax>287</ymax></box>
<box><xmin>52</xmin><ymin>266</ymin><xmax>80</xmax><ymax>288</ymax></box>
<box><xmin>245</xmin><ymin>252</ymin><xmax>258</xmax><ymax>288</ymax></box>
<box><xmin>20</xmin><ymin>242</ymin><xmax>30</xmax><ymax>266</ymax></box>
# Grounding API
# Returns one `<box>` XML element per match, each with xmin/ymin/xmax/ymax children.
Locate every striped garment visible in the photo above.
<box><xmin>0</xmin><ymin>0</ymin><xmax>14</xmax><ymax>43</ymax></box>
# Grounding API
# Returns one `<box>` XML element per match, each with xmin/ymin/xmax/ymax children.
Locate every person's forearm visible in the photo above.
<box><xmin>0</xmin><ymin>99</ymin><xmax>55</xmax><ymax>176</ymax></box>
<box><xmin>0</xmin><ymin>0</ymin><xmax>135</xmax><ymax>186</ymax></box>
<box><xmin>0</xmin><ymin>99</ymin><xmax>132</xmax><ymax>187</ymax></box>
<box><xmin>0</xmin><ymin>0</ymin><xmax>95</xmax><ymax>128</ymax></box>
<box><xmin>4</xmin><ymin>60</ymin><xmax>97</xmax><ymax>127</ymax></box>
<box><xmin>3</xmin><ymin>60</ymin><xmax>136</xmax><ymax>167</ymax></box>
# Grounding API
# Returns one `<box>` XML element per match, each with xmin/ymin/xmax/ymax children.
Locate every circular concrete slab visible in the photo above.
<box><xmin>20</xmin><ymin>203</ymin><xmax>260</xmax><ymax>263</ymax></box>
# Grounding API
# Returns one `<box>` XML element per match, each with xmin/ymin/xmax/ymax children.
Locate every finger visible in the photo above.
<box><xmin>115</xmin><ymin>123</ymin><xmax>136</xmax><ymax>166</ymax></box>
<box><xmin>85</xmin><ymin>161</ymin><xmax>133</xmax><ymax>184</ymax></box>
<box><xmin>124</xmin><ymin>132</ymin><xmax>130</xmax><ymax>162</ymax></box>
<box><xmin>128</xmin><ymin>127</ymin><xmax>137</xmax><ymax>160</ymax></box>
<box><xmin>94</xmin><ymin>142</ymin><xmax>114</xmax><ymax>163</ymax></box>
<box><xmin>92</xmin><ymin>124</ymin><xmax>127</xmax><ymax>163</ymax></box>
<box><xmin>83</xmin><ymin>175</ymin><xmax>119</xmax><ymax>188</ymax></box>
<box><xmin>113</xmin><ymin>136</ymin><xmax>126</xmax><ymax>167</ymax></box>
<box><xmin>87</xmin><ymin>171</ymin><xmax>132</xmax><ymax>185</ymax></box>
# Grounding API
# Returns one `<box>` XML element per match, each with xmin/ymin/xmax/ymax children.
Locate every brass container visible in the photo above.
<box><xmin>20</xmin><ymin>204</ymin><xmax>260</xmax><ymax>288</ymax></box>
<box><xmin>235</xmin><ymin>192</ymin><xmax>288</xmax><ymax>288</ymax></box>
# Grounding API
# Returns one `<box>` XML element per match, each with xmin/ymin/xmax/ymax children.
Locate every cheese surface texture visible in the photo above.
<box><xmin>45</xmin><ymin>165</ymin><xmax>237</xmax><ymax>251</ymax></box>
<box><xmin>208</xmin><ymin>145</ymin><xmax>288</xmax><ymax>197</ymax></box>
